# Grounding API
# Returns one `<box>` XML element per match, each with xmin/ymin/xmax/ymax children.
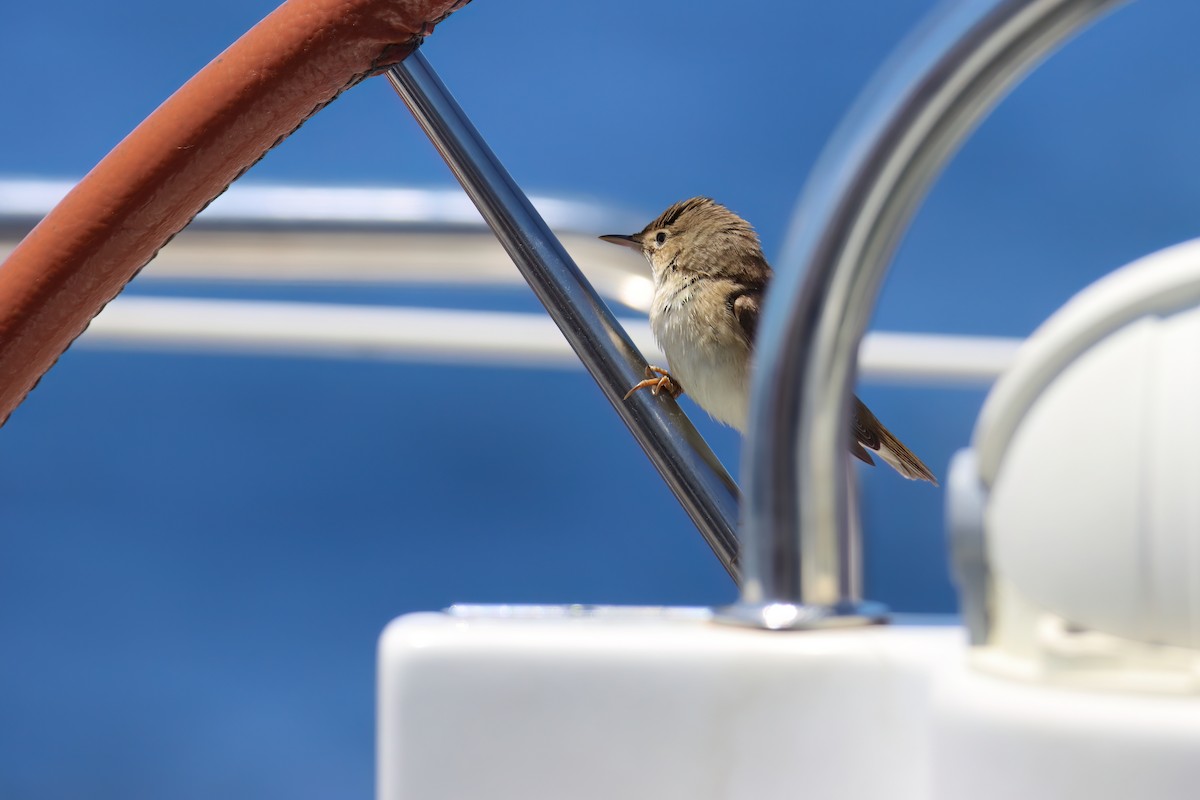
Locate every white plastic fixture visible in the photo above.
<box><xmin>970</xmin><ymin>238</ymin><xmax>1200</xmax><ymax>660</ymax></box>
<box><xmin>377</xmin><ymin>608</ymin><xmax>1200</xmax><ymax>800</ymax></box>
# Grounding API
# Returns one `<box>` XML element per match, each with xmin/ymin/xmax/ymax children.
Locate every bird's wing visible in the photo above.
<box><xmin>734</xmin><ymin>287</ymin><xmax>874</xmax><ymax>467</ymax></box>
<box><xmin>731</xmin><ymin>284</ymin><xmax>933</xmax><ymax>483</ymax></box>
<box><xmin>730</xmin><ymin>286</ymin><xmax>763</xmax><ymax>346</ymax></box>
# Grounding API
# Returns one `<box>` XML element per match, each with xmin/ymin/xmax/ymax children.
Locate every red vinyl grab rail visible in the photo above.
<box><xmin>0</xmin><ymin>0</ymin><xmax>468</xmax><ymax>425</ymax></box>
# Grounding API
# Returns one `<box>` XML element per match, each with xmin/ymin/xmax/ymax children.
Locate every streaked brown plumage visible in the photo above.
<box><xmin>602</xmin><ymin>196</ymin><xmax>936</xmax><ymax>484</ymax></box>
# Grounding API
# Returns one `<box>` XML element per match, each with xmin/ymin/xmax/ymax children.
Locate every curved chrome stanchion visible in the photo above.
<box><xmin>387</xmin><ymin>52</ymin><xmax>742</xmax><ymax>581</ymax></box>
<box><xmin>721</xmin><ymin>0</ymin><xmax>1125</xmax><ymax>629</ymax></box>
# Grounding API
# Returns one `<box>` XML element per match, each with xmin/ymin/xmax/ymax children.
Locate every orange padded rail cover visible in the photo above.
<box><xmin>0</xmin><ymin>0</ymin><xmax>468</xmax><ymax>425</ymax></box>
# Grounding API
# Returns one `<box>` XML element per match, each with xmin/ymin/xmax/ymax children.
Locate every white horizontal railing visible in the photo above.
<box><xmin>0</xmin><ymin>178</ymin><xmax>638</xmax><ymax>232</ymax></box>
<box><xmin>3</xmin><ymin>178</ymin><xmax>1021</xmax><ymax>387</ymax></box>
<box><xmin>79</xmin><ymin>296</ymin><xmax>1021</xmax><ymax>386</ymax></box>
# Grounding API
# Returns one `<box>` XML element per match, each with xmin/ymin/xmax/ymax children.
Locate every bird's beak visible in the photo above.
<box><xmin>599</xmin><ymin>233</ymin><xmax>642</xmax><ymax>250</ymax></box>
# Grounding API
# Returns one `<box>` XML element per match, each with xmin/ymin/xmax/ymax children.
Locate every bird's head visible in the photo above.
<box><xmin>600</xmin><ymin>197</ymin><xmax>768</xmax><ymax>284</ymax></box>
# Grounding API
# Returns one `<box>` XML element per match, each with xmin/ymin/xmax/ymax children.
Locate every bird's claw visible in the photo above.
<box><xmin>623</xmin><ymin>365</ymin><xmax>683</xmax><ymax>401</ymax></box>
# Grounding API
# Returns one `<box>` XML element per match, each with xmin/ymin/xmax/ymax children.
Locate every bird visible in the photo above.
<box><xmin>601</xmin><ymin>196</ymin><xmax>937</xmax><ymax>484</ymax></box>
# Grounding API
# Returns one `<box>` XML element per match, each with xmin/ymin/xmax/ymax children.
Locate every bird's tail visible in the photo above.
<box><xmin>852</xmin><ymin>397</ymin><xmax>938</xmax><ymax>485</ymax></box>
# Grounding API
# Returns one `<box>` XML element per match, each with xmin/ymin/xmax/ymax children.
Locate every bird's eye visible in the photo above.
<box><xmin>654</xmin><ymin>231</ymin><xmax>667</xmax><ymax>246</ymax></box>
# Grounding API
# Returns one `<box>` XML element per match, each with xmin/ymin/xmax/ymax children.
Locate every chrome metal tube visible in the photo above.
<box><xmin>724</xmin><ymin>0</ymin><xmax>1125</xmax><ymax>628</ymax></box>
<box><xmin>387</xmin><ymin>52</ymin><xmax>741</xmax><ymax>581</ymax></box>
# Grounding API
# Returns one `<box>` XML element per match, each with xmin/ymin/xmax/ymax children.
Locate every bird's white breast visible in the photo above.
<box><xmin>649</xmin><ymin>278</ymin><xmax>751</xmax><ymax>432</ymax></box>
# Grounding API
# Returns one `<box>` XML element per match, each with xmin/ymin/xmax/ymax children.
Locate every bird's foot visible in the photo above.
<box><xmin>623</xmin><ymin>365</ymin><xmax>683</xmax><ymax>401</ymax></box>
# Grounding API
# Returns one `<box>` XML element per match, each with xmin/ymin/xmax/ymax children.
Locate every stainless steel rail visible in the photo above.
<box><xmin>387</xmin><ymin>52</ymin><xmax>742</xmax><ymax>581</ymax></box>
<box><xmin>723</xmin><ymin>0</ymin><xmax>1125</xmax><ymax>629</ymax></box>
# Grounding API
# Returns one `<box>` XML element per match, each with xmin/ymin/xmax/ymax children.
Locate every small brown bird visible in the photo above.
<box><xmin>601</xmin><ymin>197</ymin><xmax>936</xmax><ymax>483</ymax></box>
